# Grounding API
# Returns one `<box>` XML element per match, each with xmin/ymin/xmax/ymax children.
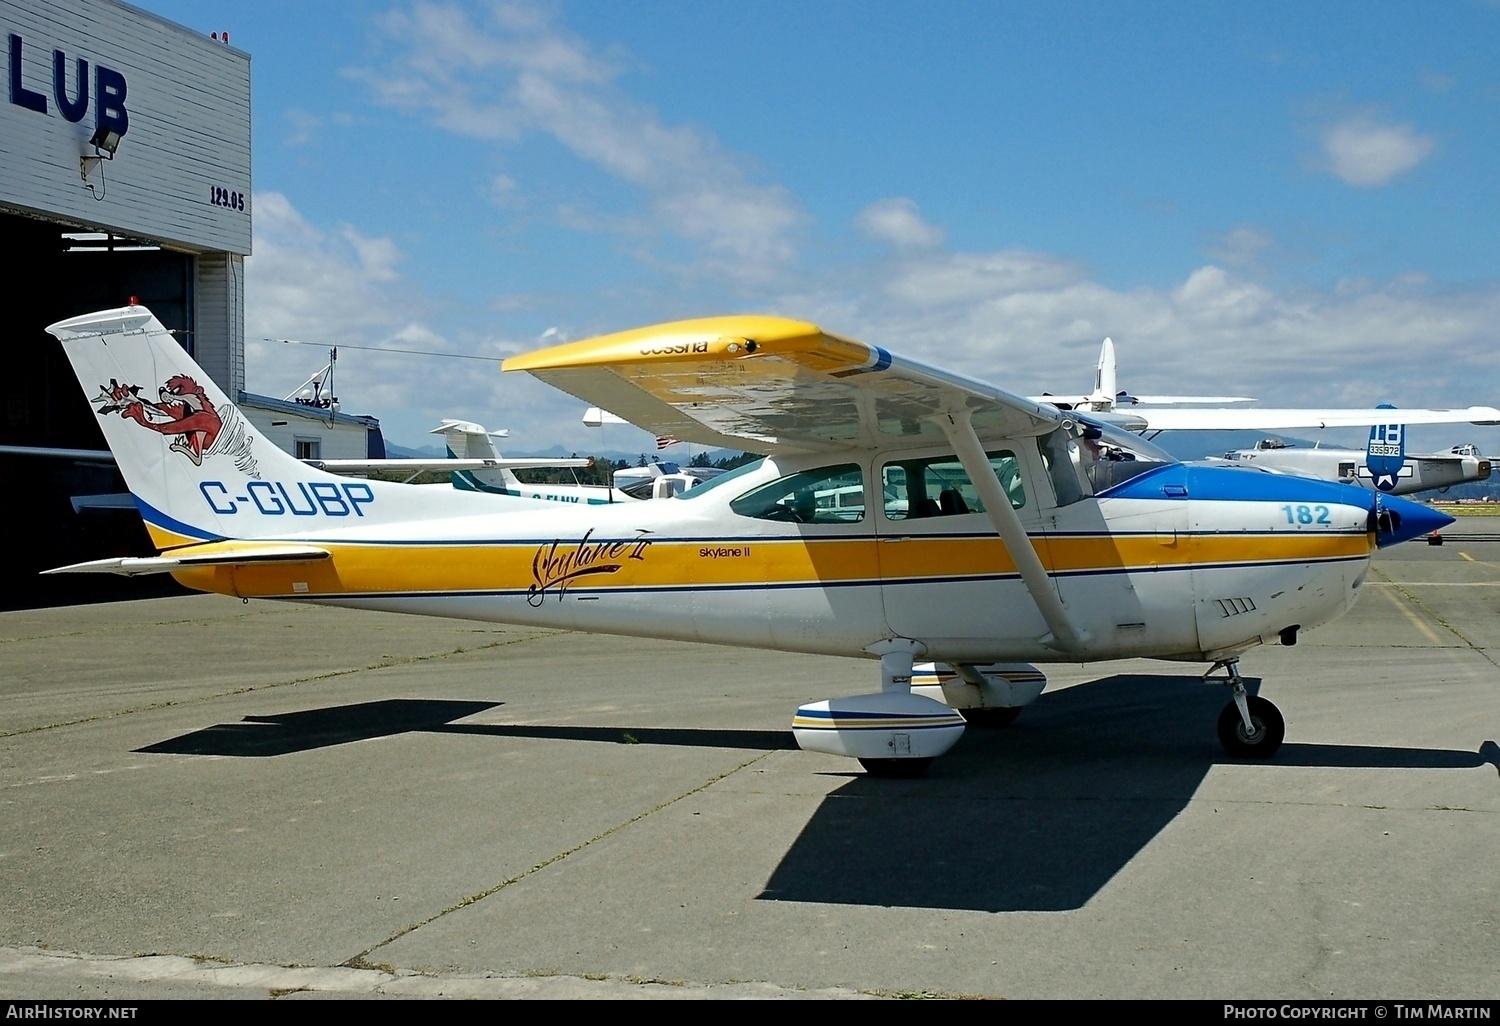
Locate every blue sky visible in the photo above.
<box><xmin>142</xmin><ymin>0</ymin><xmax>1500</xmax><ymax>456</ymax></box>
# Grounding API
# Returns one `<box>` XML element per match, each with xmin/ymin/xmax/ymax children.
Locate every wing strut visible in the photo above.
<box><xmin>938</xmin><ymin>410</ymin><xmax>1091</xmax><ymax>655</ymax></box>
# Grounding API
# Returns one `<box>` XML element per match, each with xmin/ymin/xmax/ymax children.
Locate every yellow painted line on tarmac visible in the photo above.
<box><xmin>1378</xmin><ymin>585</ymin><xmax>1444</xmax><ymax>645</ymax></box>
<box><xmin>1457</xmin><ymin>551</ymin><xmax>1500</xmax><ymax>574</ymax></box>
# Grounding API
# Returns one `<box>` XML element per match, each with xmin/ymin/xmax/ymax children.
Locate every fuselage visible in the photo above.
<box><xmin>1211</xmin><ymin>443</ymin><xmax>1490</xmax><ymax>496</ymax></box>
<box><xmin>168</xmin><ymin>444</ymin><xmax>1390</xmax><ymax>666</ymax></box>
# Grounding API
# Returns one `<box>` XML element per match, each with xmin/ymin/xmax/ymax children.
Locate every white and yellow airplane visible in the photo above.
<box><xmin>45</xmin><ymin>304</ymin><xmax>1452</xmax><ymax>776</ymax></box>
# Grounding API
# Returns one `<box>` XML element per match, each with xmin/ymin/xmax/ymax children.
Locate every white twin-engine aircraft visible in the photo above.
<box><xmin>46</xmin><ymin>305</ymin><xmax>1452</xmax><ymax>776</ymax></box>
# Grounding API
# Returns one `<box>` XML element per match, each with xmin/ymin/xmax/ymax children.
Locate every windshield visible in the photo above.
<box><xmin>1072</xmin><ymin>415</ymin><xmax>1177</xmax><ymax>493</ymax></box>
<box><xmin>1077</xmin><ymin>416</ymin><xmax>1176</xmax><ymax>464</ymax></box>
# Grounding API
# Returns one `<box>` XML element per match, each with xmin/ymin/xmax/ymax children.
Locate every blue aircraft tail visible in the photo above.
<box><xmin>1365</xmin><ymin>404</ymin><xmax>1406</xmax><ymax>492</ymax></box>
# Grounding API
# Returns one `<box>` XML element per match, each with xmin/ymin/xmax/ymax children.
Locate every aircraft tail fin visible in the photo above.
<box><xmin>432</xmin><ymin>420</ymin><xmax>522</xmax><ymax>493</ymax></box>
<box><xmin>1365</xmin><ymin>404</ymin><xmax>1406</xmax><ymax>492</ymax></box>
<box><xmin>1093</xmin><ymin>337</ymin><xmax>1117</xmax><ymax>406</ymax></box>
<box><xmin>47</xmin><ymin>305</ymin><xmax>430</xmax><ymax>548</ymax></box>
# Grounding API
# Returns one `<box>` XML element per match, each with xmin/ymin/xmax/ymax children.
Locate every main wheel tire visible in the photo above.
<box><xmin>1216</xmin><ymin>696</ymin><xmax>1286</xmax><ymax>759</ymax></box>
<box><xmin>858</xmin><ymin>757</ymin><xmax>934</xmax><ymax>778</ymax></box>
<box><xmin>960</xmin><ymin>706</ymin><xmax>1022</xmax><ymax>728</ymax></box>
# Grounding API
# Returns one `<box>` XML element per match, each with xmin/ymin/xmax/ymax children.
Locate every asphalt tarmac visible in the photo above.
<box><xmin>1</xmin><ymin>519</ymin><xmax>1496</xmax><ymax>999</ymax></box>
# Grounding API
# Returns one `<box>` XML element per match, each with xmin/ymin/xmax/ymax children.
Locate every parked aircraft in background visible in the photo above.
<box><xmin>1042</xmin><ymin>338</ymin><xmax>1500</xmax><ymax>436</ymax></box>
<box><xmin>328</xmin><ymin>420</ymin><xmax>722</xmax><ymax>502</ymax></box>
<box><xmin>582</xmin><ymin>405</ymin><xmax>729</xmax><ymax>497</ymax></box>
<box><xmin>1032</xmin><ymin>337</ymin><xmax>1255</xmax><ymax>413</ymax></box>
<box><xmin>46</xmin><ymin>306</ymin><xmax>1451</xmax><ymax>776</ymax></box>
<box><xmin>612</xmin><ymin>461</ymin><xmax>726</xmax><ymax>499</ymax></box>
<box><xmin>1212</xmin><ymin>438</ymin><xmax>1489</xmax><ymax>498</ymax></box>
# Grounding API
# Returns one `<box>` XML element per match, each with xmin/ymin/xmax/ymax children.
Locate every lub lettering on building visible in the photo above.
<box><xmin>8</xmin><ymin>31</ymin><xmax>129</xmax><ymax>140</ymax></box>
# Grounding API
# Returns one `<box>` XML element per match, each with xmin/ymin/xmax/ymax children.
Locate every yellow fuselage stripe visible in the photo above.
<box><xmin>168</xmin><ymin>532</ymin><xmax>1373</xmax><ymax>599</ymax></box>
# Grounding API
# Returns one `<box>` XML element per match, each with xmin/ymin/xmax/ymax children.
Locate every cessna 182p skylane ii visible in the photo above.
<box><xmin>46</xmin><ymin>305</ymin><xmax>1456</xmax><ymax>776</ymax></box>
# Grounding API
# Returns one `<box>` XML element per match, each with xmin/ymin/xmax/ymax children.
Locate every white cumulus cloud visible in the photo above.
<box><xmin>355</xmin><ymin>1</ymin><xmax>803</xmax><ymax>283</ymax></box>
<box><xmin>1320</xmin><ymin>116</ymin><xmax>1435</xmax><ymax>188</ymax></box>
<box><xmin>856</xmin><ymin>198</ymin><xmax>946</xmax><ymax>249</ymax></box>
<box><xmin>780</xmin><ymin>239</ymin><xmax>1500</xmax><ymax>425</ymax></box>
<box><xmin>245</xmin><ymin>191</ymin><xmax>605</xmax><ymax>450</ymax></box>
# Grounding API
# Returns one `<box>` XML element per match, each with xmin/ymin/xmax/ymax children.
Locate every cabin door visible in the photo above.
<box><xmin>874</xmin><ymin>444</ymin><xmax>1053</xmax><ymax>649</ymax></box>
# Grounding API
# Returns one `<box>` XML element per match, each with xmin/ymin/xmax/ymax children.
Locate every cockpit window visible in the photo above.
<box><xmin>880</xmin><ymin>450</ymin><xmax>1024</xmax><ymax>520</ymax></box>
<box><xmin>729</xmin><ymin>464</ymin><xmax>865</xmax><ymax>523</ymax></box>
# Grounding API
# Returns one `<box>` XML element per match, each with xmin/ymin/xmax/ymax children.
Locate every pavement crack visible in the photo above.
<box><xmin>1371</xmin><ymin>567</ymin><xmax>1498</xmax><ymax>670</ymax></box>
<box><xmin>0</xmin><ymin>607</ymin><xmax>290</xmax><ymax>646</ymax></box>
<box><xmin>344</xmin><ymin>750</ymin><xmax>775</xmax><ymax>967</ymax></box>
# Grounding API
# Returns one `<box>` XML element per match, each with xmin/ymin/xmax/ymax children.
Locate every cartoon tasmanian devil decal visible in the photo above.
<box><xmin>95</xmin><ymin>375</ymin><xmax>223</xmax><ymax>465</ymax></box>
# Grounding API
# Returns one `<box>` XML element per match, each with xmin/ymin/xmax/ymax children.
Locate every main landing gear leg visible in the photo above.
<box><xmin>1205</xmin><ymin>658</ymin><xmax>1285</xmax><ymax>759</ymax></box>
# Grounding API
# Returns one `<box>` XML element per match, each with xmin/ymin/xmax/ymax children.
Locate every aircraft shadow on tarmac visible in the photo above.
<box><xmin>137</xmin><ymin>679</ymin><xmax>1494</xmax><ymax>913</ymax></box>
<box><xmin>759</xmin><ymin>674</ymin><xmax>1496</xmax><ymax>913</ymax></box>
<box><xmin>136</xmin><ymin>699</ymin><xmax>504</xmax><ymax>757</ymax></box>
<box><xmin>136</xmin><ymin>698</ymin><xmax>796</xmax><ymax>757</ymax></box>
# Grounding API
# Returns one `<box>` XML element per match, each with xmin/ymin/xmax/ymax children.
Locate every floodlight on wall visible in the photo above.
<box><xmin>80</xmin><ymin>126</ymin><xmax>124</xmax><ymax>191</ymax></box>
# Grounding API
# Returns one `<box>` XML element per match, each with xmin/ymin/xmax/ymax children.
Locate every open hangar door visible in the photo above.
<box><xmin>0</xmin><ymin>209</ymin><xmax>193</xmax><ymax>609</ymax></box>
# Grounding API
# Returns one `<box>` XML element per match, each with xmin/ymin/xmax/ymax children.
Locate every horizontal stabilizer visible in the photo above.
<box><xmin>45</xmin><ymin>544</ymin><xmax>331</xmax><ymax>577</ymax></box>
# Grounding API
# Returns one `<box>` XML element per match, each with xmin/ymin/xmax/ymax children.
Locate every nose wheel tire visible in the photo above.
<box><xmin>1216</xmin><ymin>696</ymin><xmax>1285</xmax><ymax>759</ymax></box>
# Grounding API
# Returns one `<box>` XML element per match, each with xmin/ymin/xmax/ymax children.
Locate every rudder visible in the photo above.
<box><xmin>48</xmin><ymin>305</ymin><xmax>391</xmax><ymax>547</ymax></box>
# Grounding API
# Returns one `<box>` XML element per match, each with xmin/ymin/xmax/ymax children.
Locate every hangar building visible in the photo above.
<box><xmin>0</xmin><ymin>0</ymin><xmax>383</xmax><ymax>608</ymax></box>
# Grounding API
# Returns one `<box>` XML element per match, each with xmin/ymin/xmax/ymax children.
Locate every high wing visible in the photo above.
<box><xmin>1033</xmin><ymin>392</ymin><xmax>1258</xmax><ymax>410</ymax></box>
<box><xmin>309</xmin><ymin>457</ymin><xmax>592</xmax><ymax>474</ymax></box>
<box><xmin>0</xmin><ymin>444</ymin><xmax>115</xmax><ymax>462</ymax></box>
<box><xmin>1124</xmin><ymin>406</ymin><xmax>1500</xmax><ymax>432</ymax></box>
<box><xmin>1121</xmin><ymin>394</ymin><xmax>1258</xmax><ymax>406</ymax></box>
<box><xmin>504</xmin><ymin>316</ymin><xmax>1064</xmax><ymax>454</ymax></box>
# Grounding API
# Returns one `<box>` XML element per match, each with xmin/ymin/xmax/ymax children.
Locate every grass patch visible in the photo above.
<box><xmin>1431</xmin><ymin>504</ymin><xmax>1500</xmax><ymax>517</ymax></box>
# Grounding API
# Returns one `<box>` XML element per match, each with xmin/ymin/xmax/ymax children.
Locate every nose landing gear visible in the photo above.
<box><xmin>1205</xmin><ymin>659</ymin><xmax>1285</xmax><ymax>759</ymax></box>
